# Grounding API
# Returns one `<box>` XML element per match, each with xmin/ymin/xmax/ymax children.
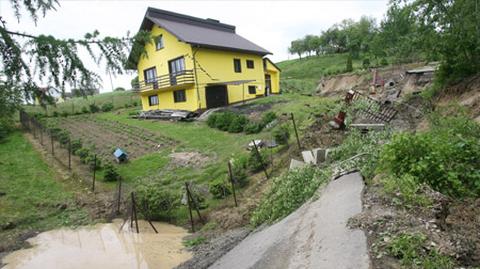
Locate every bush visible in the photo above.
<box><xmin>209</xmin><ymin>178</ymin><xmax>231</xmax><ymax>199</ymax></box>
<box><xmin>85</xmin><ymin>153</ymin><xmax>102</xmax><ymax>170</ymax></box>
<box><xmin>228</xmin><ymin>115</ymin><xmax>248</xmax><ymax>133</ymax></box>
<box><xmin>60</xmin><ymin>111</ymin><xmax>69</xmax><ymax>117</ymax></box>
<box><xmin>136</xmin><ymin>184</ymin><xmax>180</xmax><ymax>220</ymax></box>
<box><xmin>89</xmin><ymin>103</ymin><xmax>100</xmax><ymax>113</ymax></box>
<box><xmin>132</xmin><ymin>101</ymin><xmax>138</xmax><ymax>106</ymax></box>
<box><xmin>70</xmin><ymin>139</ymin><xmax>82</xmax><ymax>153</ymax></box>
<box><xmin>272</xmin><ymin>124</ymin><xmax>290</xmax><ymax>145</ymax></box>
<box><xmin>247</xmin><ymin>149</ymin><xmax>268</xmax><ymax>173</ymax></box>
<box><xmin>103</xmin><ymin>163</ymin><xmax>120</xmax><ymax>182</ymax></box>
<box><xmin>81</xmin><ymin>106</ymin><xmax>89</xmax><ymax>114</ymax></box>
<box><xmin>380</xmin><ymin>58</ymin><xmax>388</xmax><ymax>66</ymax></box>
<box><xmin>379</xmin><ymin>115</ymin><xmax>480</xmax><ymax>198</ymax></box>
<box><xmin>261</xmin><ymin>111</ymin><xmax>277</xmax><ymax>127</ymax></box>
<box><xmin>251</xmin><ymin>166</ymin><xmax>330</xmax><ymax>226</ymax></box>
<box><xmin>75</xmin><ymin>147</ymin><xmax>90</xmax><ymax>162</ymax></box>
<box><xmin>362</xmin><ymin>58</ymin><xmax>370</xmax><ymax>69</ymax></box>
<box><xmin>114</xmin><ymin>87</ymin><xmax>125</xmax><ymax>92</ymax></box>
<box><xmin>244</xmin><ymin>122</ymin><xmax>263</xmax><ymax>134</ymax></box>
<box><xmin>52</xmin><ymin>111</ymin><xmax>59</xmax><ymax>117</ymax></box>
<box><xmin>231</xmin><ymin>158</ymin><xmax>249</xmax><ymax>188</ymax></box>
<box><xmin>346</xmin><ymin>54</ymin><xmax>353</xmax><ymax>72</ymax></box>
<box><xmin>57</xmin><ymin>130</ymin><xmax>70</xmax><ymax>146</ymax></box>
<box><xmin>101</xmin><ymin>102</ymin><xmax>114</xmax><ymax>112</ymax></box>
<box><xmin>206</xmin><ymin>113</ymin><xmax>218</xmax><ymax>128</ymax></box>
<box><xmin>214</xmin><ymin>112</ymin><xmax>236</xmax><ymax>131</ymax></box>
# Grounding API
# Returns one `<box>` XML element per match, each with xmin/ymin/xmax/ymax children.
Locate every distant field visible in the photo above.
<box><xmin>24</xmin><ymin>90</ymin><xmax>140</xmax><ymax>116</ymax></box>
<box><xmin>0</xmin><ymin>132</ymin><xmax>89</xmax><ymax>251</ymax></box>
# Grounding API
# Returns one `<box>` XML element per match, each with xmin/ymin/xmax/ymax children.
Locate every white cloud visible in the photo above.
<box><xmin>0</xmin><ymin>0</ymin><xmax>389</xmax><ymax>92</ymax></box>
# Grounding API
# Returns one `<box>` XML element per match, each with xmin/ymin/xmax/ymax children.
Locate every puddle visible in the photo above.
<box><xmin>2</xmin><ymin>219</ymin><xmax>192</xmax><ymax>269</ymax></box>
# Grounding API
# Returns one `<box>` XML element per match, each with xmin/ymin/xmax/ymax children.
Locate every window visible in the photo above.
<box><xmin>148</xmin><ymin>95</ymin><xmax>159</xmax><ymax>106</ymax></box>
<box><xmin>144</xmin><ymin>67</ymin><xmax>157</xmax><ymax>84</ymax></box>
<box><xmin>155</xmin><ymin>35</ymin><xmax>164</xmax><ymax>50</ymax></box>
<box><xmin>248</xmin><ymin>86</ymin><xmax>256</xmax><ymax>94</ymax></box>
<box><xmin>246</xmin><ymin>60</ymin><xmax>254</xmax><ymax>69</ymax></box>
<box><xmin>169</xmin><ymin>57</ymin><xmax>185</xmax><ymax>75</ymax></box>
<box><xmin>173</xmin><ymin>90</ymin><xmax>186</xmax><ymax>103</ymax></box>
<box><xmin>233</xmin><ymin>59</ymin><xmax>242</xmax><ymax>73</ymax></box>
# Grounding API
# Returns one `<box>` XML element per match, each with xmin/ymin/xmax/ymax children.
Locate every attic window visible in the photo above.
<box><xmin>156</xmin><ymin>35</ymin><xmax>164</xmax><ymax>50</ymax></box>
<box><xmin>233</xmin><ymin>59</ymin><xmax>241</xmax><ymax>73</ymax></box>
<box><xmin>246</xmin><ymin>60</ymin><xmax>254</xmax><ymax>69</ymax></box>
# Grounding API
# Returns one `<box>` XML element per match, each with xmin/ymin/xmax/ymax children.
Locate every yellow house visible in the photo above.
<box><xmin>127</xmin><ymin>8</ymin><xmax>281</xmax><ymax>111</ymax></box>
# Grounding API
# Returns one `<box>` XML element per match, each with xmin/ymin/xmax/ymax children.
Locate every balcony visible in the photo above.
<box><xmin>133</xmin><ymin>69</ymin><xmax>195</xmax><ymax>92</ymax></box>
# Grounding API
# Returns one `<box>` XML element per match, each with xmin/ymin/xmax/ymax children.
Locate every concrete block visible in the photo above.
<box><xmin>302</xmin><ymin>150</ymin><xmax>317</xmax><ymax>164</ymax></box>
<box><xmin>289</xmin><ymin>159</ymin><xmax>306</xmax><ymax>170</ymax></box>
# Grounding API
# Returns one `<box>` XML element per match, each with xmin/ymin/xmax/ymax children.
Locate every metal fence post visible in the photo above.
<box><xmin>290</xmin><ymin>113</ymin><xmax>301</xmax><ymax>150</ymax></box>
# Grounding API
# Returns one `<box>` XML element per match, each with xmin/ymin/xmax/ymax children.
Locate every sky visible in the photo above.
<box><xmin>0</xmin><ymin>0</ymin><xmax>390</xmax><ymax>92</ymax></box>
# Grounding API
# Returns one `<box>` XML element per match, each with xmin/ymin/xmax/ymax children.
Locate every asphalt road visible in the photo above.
<box><xmin>209</xmin><ymin>172</ymin><xmax>369</xmax><ymax>269</ymax></box>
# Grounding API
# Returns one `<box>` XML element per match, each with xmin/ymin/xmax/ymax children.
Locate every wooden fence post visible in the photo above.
<box><xmin>40</xmin><ymin>125</ymin><xmax>43</xmax><ymax>145</ymax></box>
<box><xmin>51</xmin><ymin>134</ymin><xmax>54</xmax><ymax>155</ymax></box>
<box><xmin>227</xmin><ymin>161</ymin><xmax>238</xmax><ymax>207</ymax></box>
<box><xmin>290</xmin><ymin>113</ymin><xmax>301</xmax><ymax>150</ymax></box>
<box><xmin>186</xmin><ymin>182</ymin><xmax>204</xmax><ymax>223</ymax></box>
<box><xmin>131</xmin><ymin>192</ymin><xmax>139</xmax><ymax>233</ymax></box>
<box><xmin>251</xmin><ymin>140</ymin><xmax>269</xmax><ymax>179</ymax></box>
<box><xmin>68</xmin><ymin>139</ymin><xmax>71</xmax><ymax>170</ymax></box>
<box><xmin>185</xmin><ymin>182</ymin><xmax>195</xmax><ymax>232</ymax></box>
<box><xmin>116</xmin><ymin>176</ymin><xmax>122</xmax><ymax>214</ymax></box>
<box><xmin>92</xmin><ymin>154</ymin><xmax>96</xmax><ymax>192</ymax></box>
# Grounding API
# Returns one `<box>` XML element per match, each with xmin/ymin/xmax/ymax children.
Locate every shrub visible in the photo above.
<box><xmin>89</xmin><ymin>103</ymin><xmax>100</xmax><ymax>113</ymax></box>
<box><xmin>272</xmin><ymin>124</ymin><xmax>290</xmax><ymax>145</ymax></box>
<box><xmin>380</xmin><ymin>58</ymin><xmax>388</xmax><ymax>66</ymax></box>
<box><xmin>379</xmin><ymin>115</ymin><xmax>480</xmax><ymax>197</ymax></box>
<box><xmin>70</xmin><ymin>139</ymin><xmax>82</xmax><ymax>153</ymax></box>
<box><xmin>136</xmin><ymin>184</ymin><xmax>180</xmax><ymax>220</ymax></box>
<box><xmin>75</xmin><ymin>147</ymin><xmax>90</xmax><ymax>162</ymax></box>
<box><xmin>57</xmin><ymin>130</ymin><xmax>70</xmax><ymax>146</ymax></box>
<box><xmin>132</xmin><ymin>101</ymin><xmax>138</xmax><ymax>106</ymax></box>
<box><xmin>214</xmin><ymin>112</ymin><xmax>236</xmax><ymax>131</ymax></box>
<box><xmin>251</xmin><ymin>166</ymin><xmax>330</xmax><ymax>226</ymax></box>
<box><xmin>101</xmin><ymin>102</ymin><xmax>114</xmax><ymax>112</ymax></box>
<box><xmin>345</xmin><ymin>54</ymin><xmax>353</xmax><ymax>72</ymax></box>
<box><xmin>228</xmin><ymin>115</ymin><xmax>248</xmax><ymax>133</ymax></box>
<box><xmin>244</xmin><ymin>122</ymin><xmax>263</xmax><ymax>134</ymax></box>
<box><xmin>261</xmin><ymin>111</ymin><xmax>277</xmax><ymax>127</ymax></box>
<box><xmin>52</xmin><ymin>111</ymin><xmax>59</xmax><ymax>117</ymax></box>
<box><xmin>85</xmin><ymin>153</ymin><xmax>101</xmax><ymax>170</ymax></box>
<box><xmin>103</xmin><ymin>163</ymin><xmax>120</xmax><ymax>182</ymax></box>
<box><xmin>247</xmin><ymin>149</ymin><xmax>268</xmax><ymax>173</ymax></box>
<box><xmin>60</xmin><ymin>111</ymin><xmax>69</xmax><ymax>117</ymax></box>
<box><xmin>231</xmin><ymin>159</ymin><xmax>249</xmax><ymax>187</ymax></box>
<box><xmin>81</xmin><ymin>106</ymin><xmax>89</xmax><ymax>114</ymax></box>
<box><xmin>206</xmin><ymin>113</ymin><xmax>218</xmax><ymax>128</ymax></box>
<box><xmin>114</xmin><ymin>87</ymin><xmax>125</xmax><ymax>92</ymax></box>
<box><xmin>209</xmin><ymin>178</ymin><xmax>231</xmax><ymax>199</ymax></box>
<box><xmin>362</xmin><ymin>58</ymin><xmax>370</xmax><ymax>69</ymax></box>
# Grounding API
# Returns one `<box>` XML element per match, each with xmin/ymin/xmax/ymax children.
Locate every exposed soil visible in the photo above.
<box><xmin>56</xmin><ymin>115</ymin><xmax>175</xmax><ymax>161</ymax></box>
<box><xmin>169</xmin><ymin>151</ymin><xmax>211</xmax><ymax>168</ymax></box>
<box><xmin>350</xmin><ymin>174</ymin><xmax>480</xmax><ymax>268</ymax></box>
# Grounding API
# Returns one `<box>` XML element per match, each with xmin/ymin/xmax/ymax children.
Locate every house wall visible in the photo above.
<box><xmin>194</xmin><ymin>48</ymin><xmax>266</xmax><ymax>109</ymax></box>
<box><xmin>265</xmin><ymin>60</ymin><xmax>281</xmax><ymax>94</ymax></box>
<box><xmin>137</xmin><ymin>25</ymin><xmax>198</xmax><ymax>111</ymax></box>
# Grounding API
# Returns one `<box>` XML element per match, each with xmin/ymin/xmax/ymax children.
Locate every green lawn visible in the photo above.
<box><xmin>0</xmin><ymin>132</ymin><xmax>89</xmax><ymax>251</ymax></box>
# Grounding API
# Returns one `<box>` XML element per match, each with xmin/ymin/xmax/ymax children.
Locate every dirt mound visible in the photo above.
<box><xmin>438</xmin><ymin>75</ymin><xmax>480</xmax><ymax>122</ymax></box>
<box><xmin>169</xmin><ymin>152</ymin><xmax>210</xmax><ymax>168</ymax></box>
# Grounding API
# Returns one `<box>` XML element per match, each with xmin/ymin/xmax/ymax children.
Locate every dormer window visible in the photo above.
<box><xmin>156</xmin><ymin>35</ymin><xmax>164</xmax><ymax>50</ymax></box>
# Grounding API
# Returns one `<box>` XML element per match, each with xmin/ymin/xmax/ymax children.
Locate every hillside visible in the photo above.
<box><xmin>276</xmin><ymin>53</ymin><xmax>388</xmax><ymax>94</ymax></box>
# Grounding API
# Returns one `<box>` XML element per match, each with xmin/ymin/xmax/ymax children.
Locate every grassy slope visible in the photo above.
<box><xmin>0</xmin><ymin>132</ymin><xmax>89</xmax><ymax>250</ymax></box>
<box><xmin>24</xmin><ymin>90</ymin><xmax>140</xmax><ymax>116</ymax></box>
<box><xmin>276</xmin><ymin>53</ymin><xmax>365</xmax><ymax>94</ymax></box>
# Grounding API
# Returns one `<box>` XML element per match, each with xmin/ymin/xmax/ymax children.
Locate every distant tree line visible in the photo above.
<box><xmin>288</xmin><ymin>0</ymin><xmax>480</xmax><ymax>85</ymax></box>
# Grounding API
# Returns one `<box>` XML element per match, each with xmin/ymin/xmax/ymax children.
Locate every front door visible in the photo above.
<box><xmin>205</xmin><ymin>85</ymin><xmax>228</xmax><ymax>109</ymax></box>
<box><xmin>168</xmin><ymin>57</ymin><xmax>186</xmax><ymax>86</ymax></box>
<box><xmin>265</xmin><ymin>74</ymin><xmax>272</xmax><ymax>96</ymax></box>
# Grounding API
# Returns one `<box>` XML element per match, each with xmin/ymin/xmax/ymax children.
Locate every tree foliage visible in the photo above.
<box><xmin>288</xmin><ymin>0</ymin><xmax>479</xmax><ymax>85</ymax></box>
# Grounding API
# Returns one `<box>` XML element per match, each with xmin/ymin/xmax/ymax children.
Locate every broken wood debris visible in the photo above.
<box><xmin>134</xmin><ymin>109</ymin><xmax>197</xmax><ymax>121</ymax></box>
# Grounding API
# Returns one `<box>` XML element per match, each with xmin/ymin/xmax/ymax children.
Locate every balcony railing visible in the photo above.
<box><xmin>133</xmin><ymin>69</ymin><xmax>195</xmax><ymax>92</ymax></box>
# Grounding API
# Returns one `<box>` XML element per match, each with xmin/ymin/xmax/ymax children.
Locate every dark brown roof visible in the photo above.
<box><xmin>134</xmin><ymin>8</ymin><xmax>271</xmax><ymax>57</ymax></box>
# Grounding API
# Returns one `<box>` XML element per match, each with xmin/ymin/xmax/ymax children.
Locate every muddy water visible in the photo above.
<box><xmin>2</xmin><ymin>219</ymin><xmax>191</xmax><ymax>269</ymax></box>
